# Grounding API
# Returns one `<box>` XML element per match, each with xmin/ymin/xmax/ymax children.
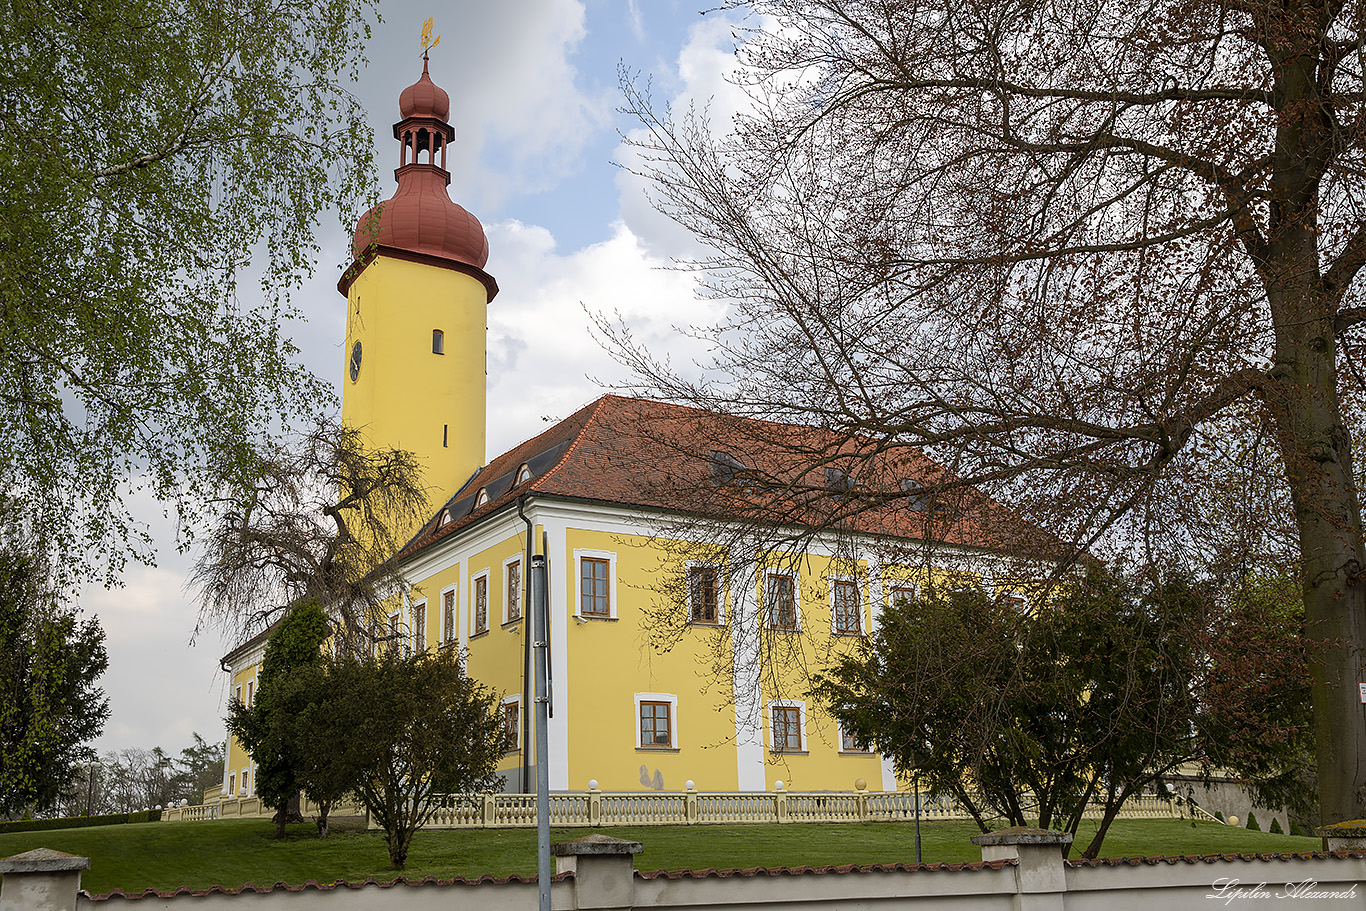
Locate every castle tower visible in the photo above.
<box><xmin>339</xmin><ymin>59</ymin><xmax>498</xmax><ymax>517</ymax></box>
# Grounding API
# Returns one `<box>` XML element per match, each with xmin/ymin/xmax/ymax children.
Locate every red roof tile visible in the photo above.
<box><xmin>400</xmin><ymin>395</ymin><xmax>1058</xmax><ymax>563</ymax></box>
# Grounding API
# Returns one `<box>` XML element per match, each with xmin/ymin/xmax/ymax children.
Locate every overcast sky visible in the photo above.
<box><xmin>84</xmin><ymin>0</ymin><xmax>754</xmax><ymax>755</ymax></box>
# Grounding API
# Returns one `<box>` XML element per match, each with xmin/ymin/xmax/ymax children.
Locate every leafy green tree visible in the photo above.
<box><xmin>1</xmin><ymin>0</ymin><xmax>377</xmax><ymax>584</ymax></box>
<box><xmin>226</xmin><ymin>599</ymin><xmax>329</xmax><ymax>837</ymax></box>
<box><xmin>1201</xmin><ymin>575</ymin><xmax>1316</xmax><ymax>823</ymax></box>
<box><xmin>814</xmin><ymin>570</ymin><xmax>1307</xmax><ymax>858</ymax></box>
<box><xmin>322</xmin><ymin>647</ymin><xmax>507</xmax><ymax>868</ymax></box>
<box><xmin>0</xmin><ymin>543</ymin><xmax>109</xmax><ymax>817</ymax></box>
<box><xmin>174</xmin><ymin>733</ymin><xmax>226</xmax><ymax>805</ymax></box>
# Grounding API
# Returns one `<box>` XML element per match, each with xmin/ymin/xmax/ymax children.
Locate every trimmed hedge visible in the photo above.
<box><xmin>0</xmin><ymin>809</ymin><xmax>161</xmax><ymax>834</ymax></box>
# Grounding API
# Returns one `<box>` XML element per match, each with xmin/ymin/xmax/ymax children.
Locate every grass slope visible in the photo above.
<box><xmin>0</xmin><ymin>818</ymin><xmax>1321</xmax><ymax>895</ymax></box>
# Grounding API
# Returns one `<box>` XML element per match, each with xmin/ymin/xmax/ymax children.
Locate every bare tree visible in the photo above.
<box><xmin>616</xmin><ymin>0</ymin><xmax>1366</xmax><ymax>822</ymax></box>
<box><xmin>192</xmin><ymin>416</ymin><xmax>429</xmax><ymax>643</ymax></box>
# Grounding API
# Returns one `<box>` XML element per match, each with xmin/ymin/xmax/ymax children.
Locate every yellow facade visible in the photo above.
<box><xmin>223</xmin><ymin>658</ymin><xmax>261</xmax><ymax>800</ymax></box>
<box><xmin>383</xmin><ymin>510</ymin><xmax>1024</xmax><ymax>794</ymax></box>
<box><xmin>342</xmin><ymin>254</ymin><xmax>489</xmax><ymax>521</ymax></box>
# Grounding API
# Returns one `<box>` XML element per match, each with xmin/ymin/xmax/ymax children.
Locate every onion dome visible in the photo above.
<box><xmin>349</xmin><ymin>59</ymin><xmax>491</xmax><ymax>273</ymax></box>
<box><xmin>398</xmin><ymin>59</ymin><xmax>450</xmax><ymax>120</ymax></box>
<box><xmin>351</xmin><ymin>173</ymin><xmax>490</xmax><ymax>269</ymax></box>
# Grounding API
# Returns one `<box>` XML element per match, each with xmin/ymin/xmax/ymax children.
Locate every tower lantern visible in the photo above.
<box><xmin>339</xmin><ymin>55</ymin><xmax>497</xmax><ymax>529</ymax></box>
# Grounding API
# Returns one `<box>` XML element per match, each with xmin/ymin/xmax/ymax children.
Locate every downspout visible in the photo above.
<box><xmin>517</xmin><ymin>495</ymin><xmax>534</xmax><ymax>794</ymax></box>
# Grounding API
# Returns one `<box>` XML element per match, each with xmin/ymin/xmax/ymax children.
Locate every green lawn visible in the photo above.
<box><xmin>0</xmin><ymin>817</ymin><xmax>1321</xmax><ymax>895</ymax></box>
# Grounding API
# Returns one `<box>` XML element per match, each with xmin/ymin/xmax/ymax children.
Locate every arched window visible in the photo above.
<box><xmin>517</xmin><ymin>464</ymin><xmax>532</xmax><ymax>484</ymax></box>
<box><xmin>432</xmin><ymin>329</ymin><xmax>445</xmax><ymax>354</ymax></box>
<box><xmin>476</xmin><ymin>488</ymin><xmax>489</xmax><ymax>507</ymax></box>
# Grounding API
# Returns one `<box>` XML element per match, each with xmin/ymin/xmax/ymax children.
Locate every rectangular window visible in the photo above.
<box><xmin>234</xmin><ymin>684</ymin><xmax>242</xmax><ymax>706</ymax></box>
<box><xmin>640</xmin><ymin>701</ymin><xmax>673</xmax><ymax>748</ymax></box>
<box><xmin>689</xmin><ymin>564</ymin><xmax>719</xmax><ymax>623</ymax></box>
<box><xmin>840</xmin><ymin>723</ymin><xmax>870</xmax><ymax>753</ymax></box>
<box><xmin>766</xmin><ymin>573</ymin><xmax>797</xmax><ymax>630</ymax></box>
<box><xmin>833</xmin><ymin>579</ymin><xmax>861</xmax><ymax>634</ymax></box>
<box><xmin>432</xmin><ymin>328</ymin><xmax>444</xmax><ymax>354</ymax></box>
<box><xmin>772</xmin><ymin>706</ymin><xmax>802</xmax><ymax>752</ymax></box>
<box><xmin>228</xmin><ymin>772</ymin><xmax>236</xmax><ymax>796</ymax></box>
<box><xmin>246</xmin><ymin>681</ymin><xmax>254</xmax><ymax>707</ymax></box>
<box><xmin>369</xmin><ymin>619</ymin><xmax>379</xmax><ymax>657</ymax></box>
<box><xmin>473</xmin><ymin>575</ymin><xmax>489</xmax><ymax>634</ymax></box>
<box><xmin>241</xmin><ymin>769</ymin><xmax>250</xmax><ymax>796</ymax></box>
<box><xmin>506</xmin><ymin>560</ymin><xmax>522</xmax><ymax>622</ymax></box>
<box><xmin>1002</xmin><ymin>593</ymin><xmax>1028</xmax><ymax>613</ymax></box>
<box><xmin>581</xmin><ymin>557</ymin><xmax>610</xmax><ymax>616</ymax></box>
<box><xmin>443</xmin><ymin>589</ymin><xmax>456</xmax><ymax>644</ymax></box>
<box><xmin>389</xmin><ymin>611</ymin><xmax>402</xmax><ymax>651</ymax></box>
<box><xmin>412</xmin><ymin>603</ymin><xmax>426</xmax><ymax>652</ymax></box>
<box><xmin>888</xmin><ymin>584</ymin><xmax>917</xmax><ymax>608</ymax></box>
<box><xmin>501</xmin><ymin>699</ymin><xmax>520</xmax><ymax>751</ymax></box>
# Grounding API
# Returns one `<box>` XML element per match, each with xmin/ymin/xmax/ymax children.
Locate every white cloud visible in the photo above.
<box><xmin>614</xmin><ymin>11</ymin><xmax>756</xmax><ymax>261</ymax></box>
<box><xmin>484</xmin><ymin>218</ymin><xmax>724</xmax><ymax>456</ymax></box>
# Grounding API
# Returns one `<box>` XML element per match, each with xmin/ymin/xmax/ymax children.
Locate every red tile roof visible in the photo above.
<box><xmin>399</xmin><ymin>395</ymin><xmax>1057</xmax><ymax>563</ymax></box>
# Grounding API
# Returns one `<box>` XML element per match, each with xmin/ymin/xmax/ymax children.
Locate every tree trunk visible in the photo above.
<box><xmin>1265</xmin><ymin>291</ymin><xmax>1366</xmax><ymax>823</ymax></box>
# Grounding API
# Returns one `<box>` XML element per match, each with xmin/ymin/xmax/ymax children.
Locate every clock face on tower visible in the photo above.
<box><xmin>349</xmin><ymin>341</ymin><xmax>363</xmax><ymax>382</ymax></box>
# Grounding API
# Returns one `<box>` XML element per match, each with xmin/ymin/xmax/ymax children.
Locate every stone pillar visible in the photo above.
<box><xmin>0</xmin><ymin>848</ymin><xmax>90</xmax><ymax>911</ymax></box>
<box><xmin>553</xmin><ymin>834</ymin><xmax>642</xmax><ymax>910</ymax></box>
<box><xmin>971</xmin><ymin>827</ymin><xmax>1071</xmax><ymax>911</ymax></box>
<box><xmin>1315</xmin><ymin>819</ymin><xmax>1366</xmax><ymax>851</ymax></box>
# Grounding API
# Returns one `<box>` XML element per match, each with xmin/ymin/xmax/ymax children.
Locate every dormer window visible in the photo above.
<box><xmin>476</xmin><ymin>488</ymin><xmax>489</xmax><ymax>507</ymax></box>
<box><xmin>901</xmin><ymin>479</ymin><xmax>958</xmax><ymax>519</ymax></box>
<box><xmin>710</xmin><ymin>451</ymin><xmax>747</xmax><ymax>485</ymax></box>
<box><xmin>825</xmin><ymin>467</ymin><xmax>858</xmax><ymax>493</ymax></box>
<box><xmin>900</xmin><ymin>479</ymin><xmax>931</xmax><ymax>511</ymax></box>
<box><xmin>438</xmin><ymin>510</ymin><xmax>452</xmax><ymax>528</ymax></box>
<box><xmin>432</xmin><ymin>329</ymin><xmax>445</xmax><ymax>354</ymax></box>
<box><xmin>517</xmin><ymin>464</ymin><xmax>532</xmax><ymax>485</ymax></box>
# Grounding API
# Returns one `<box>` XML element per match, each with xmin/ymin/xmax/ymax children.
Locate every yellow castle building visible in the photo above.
<box><xmin>219</xmin><ymin>63</ymin><xmax>1042</xmax><ymax>800</ymax></box>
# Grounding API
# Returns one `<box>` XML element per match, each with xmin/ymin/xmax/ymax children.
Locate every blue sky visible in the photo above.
<box><xmin>85</xmin><ymin>0</ymin><xmax>753</xmax><ymax>755</ymax></box>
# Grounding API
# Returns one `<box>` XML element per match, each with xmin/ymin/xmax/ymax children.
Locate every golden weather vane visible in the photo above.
<box><xmin>420</xmin><ymin>17</ymin><xmax>441</xmax><ymax>58</ymax></box>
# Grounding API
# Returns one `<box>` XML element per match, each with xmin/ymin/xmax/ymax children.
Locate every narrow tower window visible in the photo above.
<box><xmin>432</xmin><ymin>329</ymin><xmax>444</xmax><ymax>354</ymax></box>
<box><xmin>443</xmin><ymin>424</ymin><xmax>448</xmax><ymax>448</ymax></box>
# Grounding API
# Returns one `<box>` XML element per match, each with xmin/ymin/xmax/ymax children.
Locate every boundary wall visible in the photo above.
<box><xmin>3</xmin><ymin>826</ymin><xmax>1364</xmax><ymax>911</ymax></box>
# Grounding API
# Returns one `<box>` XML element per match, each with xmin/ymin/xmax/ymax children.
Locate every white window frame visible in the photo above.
<box><xmin>574</xmin><ymin>548</ymin><xmax>618</xmax><ymax>620</ymax></box>
<box><xmin>470</xmin><ymin>569</ymin><xmax>491</xmax><ymax>636</ymax></box>
<box><xmin>767</xmin><ymin>699</ymin><xmax>806</xmax><ymax>753</ymax></box>
<box><xmin>411</xmin><ymin>598</ymin><xmax>427</xmax><ymax>653</ymax></box>
<box><xmin>634</xmin><ymin>692</ymin><xmax>679</xmax><ymax>749</ymax></box>
<box><xmin>830</xmin><ymin>576</ymin><xmax>863</xmax><ymax>636</ymax></box>
<box><xmin>1001</xmin><ymin>592</ymin><xmax>1029</xmax><ymax>613</ymax></box>
<box><xmin>838</xmin><ymin>718</ymin><xmax>873</xmax><ymax>754</ymax></box>
<box><xmin>240</xmin><ymin>766</ymin><xmax>251</xmax><ymax>796</ymax></box>
<box><xmin>685</xmin><ymin>560</ymin><xmax>725</xmax><ymax>625</ymax></box>
<box><xmin>388</xmin><ymin>610</ymin><xmax>404</xmax><ymax>653</ymax></box>
<box><xmin>500</xmin><ymin>695</ymin><xmax>522</xmax><ymax>752</ymax></box>
<box><xmin>234</xmin><ymin>684</ymin><xmax>243</xmax><ymax>706</ymax></box>
<box><xmin>765</xmin><ymin>570</ymin><xmax>800</xmax><ymax>631</ymax></box>
<box><xmin>440</xmin><ymin>584</ymin><xmax>458</xmax><ymax>645</ymax></box>
<box><xmin>886</xmin><ymin>582</ymin><xmax>918</xmax><ymax>609</ymax></box>
<box><xmin>228</xmin><ymin>771</ymin><xmax>236</xmax><ymax>796</ymax></box>
<box><xmin>502</xmin><ymin>554</ymin><xmax>524</xmax><ymax>625</ymax></box>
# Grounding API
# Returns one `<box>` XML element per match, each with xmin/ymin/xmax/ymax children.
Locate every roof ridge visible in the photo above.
<box><xmin>528</xmin><ymin>395</ymin><xmax>613</xmax><ymax>494</ymax></box>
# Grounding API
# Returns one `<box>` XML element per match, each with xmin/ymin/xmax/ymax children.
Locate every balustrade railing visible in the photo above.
<box><xmin>164</xmin><ymin>785</ymin><xmax>1203</xmax><ymax>828</ymax></box>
